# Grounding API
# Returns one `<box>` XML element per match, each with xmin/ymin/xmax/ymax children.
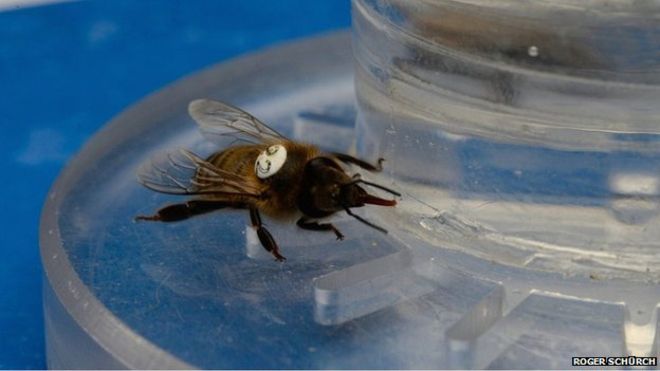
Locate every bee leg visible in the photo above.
<box><xmin>296</xmin><ymin>217</ymin><xmax>345</xmax><ymax>241</ymax></box>
<box><xmin>249</xmin><ymin>207</ymin><xmax>286</xmax><ymax>262</ymax></box>
<box><xmin>136</xmin><ymin>200</ymin><xmax>244</xmax><ymax>222</ymax></box>
<box><xmin>331</xmin><ymin>152</ymin><xmax>384</xmax><ymax>172</ymax></box>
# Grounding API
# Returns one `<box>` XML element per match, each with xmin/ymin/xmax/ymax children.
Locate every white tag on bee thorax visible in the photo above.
<box><xmin>255</xmin><ymin>144</ymin><xmax>287</xmax><ymax>179</ymax></box>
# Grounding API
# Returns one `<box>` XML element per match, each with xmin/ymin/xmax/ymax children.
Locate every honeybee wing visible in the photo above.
<box><xmin>188</xmin><ymin>98</ymin><xmax>287</xmax><ymax>146</ymax></box>
<box><xmin>138</xmin><ymin>148</ymin><xmax>261</xmax><ymax>198</ymax></box>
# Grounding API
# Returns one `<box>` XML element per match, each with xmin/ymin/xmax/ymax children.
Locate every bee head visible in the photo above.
<box><xmin>298</xmin><ymin>157</ymin><xmax>399</xmax><ymax>225</ymax></box>
<box><xmin>298</xmin><ymin>156</ymin><xmax>400</xmax><ymax>233</ymax></box>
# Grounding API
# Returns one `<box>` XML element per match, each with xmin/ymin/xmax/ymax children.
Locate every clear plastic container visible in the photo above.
<box><xmin>353</xmin><ymin>0</ymin><xmax>660</xmax><ymax>367</ymax></box>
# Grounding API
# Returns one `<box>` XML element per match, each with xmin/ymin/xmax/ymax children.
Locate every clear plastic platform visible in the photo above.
<box><xmin>41</xmin><ymin>30</ymin><xmax>660</xmax><ymax>369</ymax></box>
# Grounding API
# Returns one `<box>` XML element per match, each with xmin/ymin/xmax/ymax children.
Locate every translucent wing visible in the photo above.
<box><xmin>188</xmin><ymin>98</ymin><xmax>286</xmax><ymax>146</ymax></box>
<box><xmin>137</xmin><ymin>148</ymin><xmax>261</xmax><ymax>198</ymax></box>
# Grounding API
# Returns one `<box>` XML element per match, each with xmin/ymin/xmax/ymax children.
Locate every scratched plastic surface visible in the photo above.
<box><xmin>40</xmin><ymin>10</ymin><xmax>660</xmax><ymax>371</ymax></box>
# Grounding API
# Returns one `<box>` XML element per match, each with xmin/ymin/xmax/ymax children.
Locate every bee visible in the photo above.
<box><xmin>135</xmin><ymin>99</ymin><xmax>399</xmax><ymax>261</ymax></box>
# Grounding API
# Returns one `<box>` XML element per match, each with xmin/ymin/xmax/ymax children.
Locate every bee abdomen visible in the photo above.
<box><xmin>206</xmin><ymin>145</ymin><xmax>261</xmax><ymax>175</ymax></box>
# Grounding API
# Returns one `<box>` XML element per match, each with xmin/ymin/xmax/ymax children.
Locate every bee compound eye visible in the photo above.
<box><xmin>255</xmin><ymin>144</ymin><xmax>287</xmax><ymax>179</ymax></box>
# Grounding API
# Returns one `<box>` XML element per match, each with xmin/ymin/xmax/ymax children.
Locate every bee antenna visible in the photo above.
<box><xmin>355</xmin><ymin>179</ymin><xmax>401</xmax><ymax>197</ymax></box>
<box><xmin>344</xmin><ymin>207</ymin><xmax>388</xmax><ymax>234</ymax></box>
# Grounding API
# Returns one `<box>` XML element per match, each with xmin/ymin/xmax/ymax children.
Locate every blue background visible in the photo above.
<box><xmin>0</xmin><ymin>1</ymin><xmax>349</xmax><ymax>368</ymax></box>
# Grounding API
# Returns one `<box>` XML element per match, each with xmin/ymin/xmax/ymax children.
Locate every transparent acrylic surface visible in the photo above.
<box><xmin>353</xmin><ymin>0</ymin><xmax>660</xmax><ymax>368</ymax></box>
<box><xmin>40</xmin><ymin>16</ymin><xmax>660</xmax><ymax>371</ymax></box>
<box><xmin>41</xmin><ymin>33</ymin><xmax>400</xmax><ymax>369</ymax></box>
<box><xmin>42</xmin><ymin>32</ymin><xmax>469</xmax><ymax>369</ymax></box>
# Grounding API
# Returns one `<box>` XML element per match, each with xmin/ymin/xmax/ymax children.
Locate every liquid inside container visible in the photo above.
<box><xmin>41</xmin><ymin>4</ymin><xmax>660</xmax><ymax>369</ymax></box>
